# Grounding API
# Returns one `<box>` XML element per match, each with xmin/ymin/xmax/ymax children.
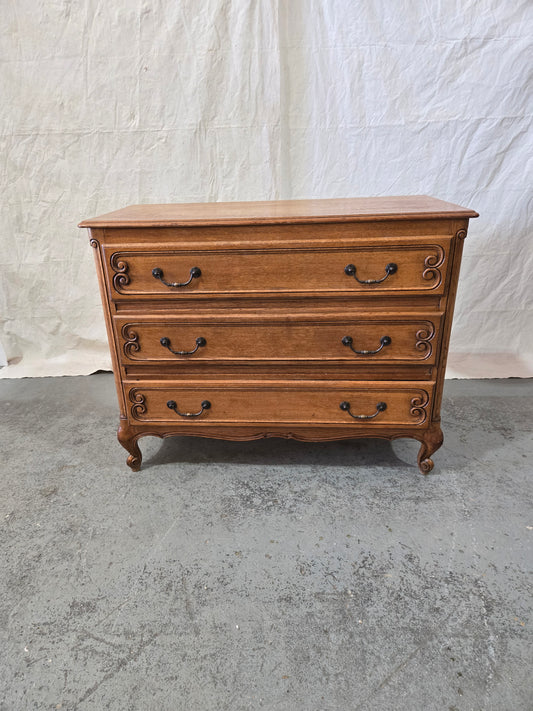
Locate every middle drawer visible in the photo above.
<box><xmin>114</xmin><ymin>313</ymin><xmax>442</xmax><ymax>365</ymax></box>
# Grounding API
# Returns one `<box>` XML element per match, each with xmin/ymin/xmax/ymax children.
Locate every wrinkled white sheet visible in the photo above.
<box><xmin>1</xmin><ymin>0</ymin><xmax>532</xmax><ymax>378</ymax></box>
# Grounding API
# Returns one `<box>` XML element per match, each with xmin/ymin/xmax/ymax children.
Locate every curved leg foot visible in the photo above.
<box><xmin>417</xmin><ymin>424</ymin><xmax>444</xmax><ymax>475</ymax></box>
<box><xmin>117</xmin><ymin>421</ymin><xmax>142</xmax><ymax>471</ymax></box>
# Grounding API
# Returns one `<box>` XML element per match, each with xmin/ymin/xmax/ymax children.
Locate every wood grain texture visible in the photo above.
<box><xmin>121</xmin><ymin>363</ymin><xmax>435</xmax><ymax>381</ymax></box>
<box><xmin>89</xmin><ymin>231</ymin><xmax>127</xmax><ymax>418</ymax></box>
<box><xmin>123</xmin><ymin>379</ymin><xmax>434</xmax><ymax>427</ymax></box>
<box><xmin>79</xmin><ymin>195</ymin><xmax>479</xmax><ymax>227</ymax></box>
<box><xmin>114</xmin><ymin>313</ymin><xmax>440</xmax><ymax>365</ymax></box>
<box><xmin>102</xmin><ymin>238</ymin><xmax>452</xmax><ymax>299</ymax></box>
<box><xmin>100</xmin><ymin>219</ymin><xmax>458</xmax><ymax>246</ymax></box>
<box><xmin>81</xmin><ymin>196</ymin><xmax>477</xmax><ymax>474</ymax></box>
<box><xmin>417</xmin><ymin>422</ymin><xmax>444</xmax><ymax>474</ymax></box>
<box><xmin>430</xmin><ymin>223</ymin><xmax>468</xmax><ymax>421</ymax></box>
<box><xmin>115</xmin><ymin>420</ymin><xmax>443</xmax><ymax>473</ymax></box>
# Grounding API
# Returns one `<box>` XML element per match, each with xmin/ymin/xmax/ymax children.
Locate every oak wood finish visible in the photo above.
<box><xmin>114</xmin><ymin>313</ymin><xmax>441</xmax><ymax>365</ymax></box>
<box><xmin>79</xmin><ymin>195</ymin><xmax>478</xmax><ymax>228</ymax></box>
<box><xmin>124</xmin><ymin>380</ymin><xmax>434</xmax><ymax>426</ymax></box>
<box><xmin>81</xmin><ymin>196</ymin><xmax>477</xmax><ymax>474</ymax></box>
<box><xmin>102</xmin><ymin>238</ymin><xmax>452</xmax><ymax>298</ymax></box>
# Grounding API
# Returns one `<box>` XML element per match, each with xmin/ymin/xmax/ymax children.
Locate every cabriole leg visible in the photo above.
<box><xmin>117</xmin><ymin>421</ymin><xmax>142</xmax><ymax>471</ymax></box>
<box><xmin>417</xmin><ymin>424</ymin><xmax>444</xmax><ymax>474</ymax></box>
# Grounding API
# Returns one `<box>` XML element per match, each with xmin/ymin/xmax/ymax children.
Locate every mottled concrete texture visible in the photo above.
<box><xmin>1</xmin><ymin>375</ymin><xmax>532</xmax><ymax>711</ymax></box>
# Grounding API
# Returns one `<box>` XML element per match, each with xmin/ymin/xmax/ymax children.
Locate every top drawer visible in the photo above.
<box><xmin>102</xmin><ymin>237</ymin><xmax>452</xmax><ymax>300</ymax></box>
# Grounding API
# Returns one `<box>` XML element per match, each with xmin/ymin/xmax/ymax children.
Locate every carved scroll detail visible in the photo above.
<box><xmin>410</xmin><ymin>391</ymin><xmax>430</xmax><ymax>425</ymax></box>
<box><xmin>456</xmin><ymin>229</ymin><xmax>467</xmax><ymax>240</ymax></box>
<box><xmin>89</xmin><ymin>238</ymin><xmax>99</xmax><ymax>249</ymax></box>
<box><xmin>129</xmin><ymin>389</ymin><xmax>147</xmax><ymax>419</ymax></box>
<box><xmin>414</xmin><ymin>322</ymin><xmax>436</xmax><ymax>358</ymax></box>
<box><xmin>417</xmin><ymin>423</ymin><xmax>444</xmax><ymax>474</ymax></box>
<box><xmin>422</xmin><ymin>245</ymin><xmax>445</xmax><ymax>286</ymax></box>
<box><xmin>110</xmin><ymin>253</ymin><xmax>130</xmax><ymax>291</ymax></box>
<box><xmin>121</xmin><ymin>325</ymin><xmax>140</xmax><ymax>357</ymax></box>
<box><xmin>117</xmin><ymin>420</ymin><xmax>142</xmax><ymax>471</ymax></box>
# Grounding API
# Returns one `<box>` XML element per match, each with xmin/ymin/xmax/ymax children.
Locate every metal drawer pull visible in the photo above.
<box><xmin>152</xmin><ymin>266</ymin><xmax>201</xmax><ymax>288</ymax></box>
<box><xmin>339</xmin><ymin>401</ymin><xmax>387</xmax><ymax>420</ymax></box>
<box><xmin>344</xmin><ymin>262</ymin><xmax>397</xmax><ymax>284</ymax></box>
<box><xmin>167</xmin><ymin>399</ymin><xmax>211</xmax><ymax>418</ymax></box>
<box><xmin>341</xmin><ymin>335</ymin><xmax>391</xmax><ymax>355</ymax></box>
<box><xmin>160</xmin><ymin>336</ymin><xmax>206</xmax><ymax>356</ymax></box>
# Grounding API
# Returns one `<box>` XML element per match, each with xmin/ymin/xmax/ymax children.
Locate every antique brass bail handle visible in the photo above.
<box><xmin>344</xmin><ymin>262</ymin><xmax>397</xmax><ymax>284</ymax></box>
<box><xmin>152</xmin><ymin>266</ymin><xmax>201</xmax><ymax>288</ymax></box>
<box><xmin>166</xmin><ymin>399</ymin><xmax>211</xmax><ymax>418</ymax></box>
<box><xmin>339</xmin><ymin>401</ymin><xmax>387</xmax><ymax>420</ymax></box>
<box><xmin>341</xmin><ymin>335</ymin><xmax>392</xmax><ymax>355</ymax></box>
<box><xmin>160</xmin><ymin>336</ymin><xmax>206</xmax><ymax>356</ymax></box>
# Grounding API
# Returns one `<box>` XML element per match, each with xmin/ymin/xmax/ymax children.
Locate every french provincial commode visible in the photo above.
<box><xmin>79</xmin><ymin>196</ymin><xmax>478</xmax><ymax>474</ymax></box>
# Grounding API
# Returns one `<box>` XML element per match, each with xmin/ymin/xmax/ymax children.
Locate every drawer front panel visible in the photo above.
<box><xmin>115</xmin><ymin>315</ymin><xmax>441</xmax><ymax>365</ymax></box>
<box><xmin>104</xmin><ymin>239</ymin><xmax>451</xmax><ymax>299</ymax></box>
<box><xmin>125</xmin><ymin>381</ymin><xmax>434</xmax><ymax>427</ymax></box>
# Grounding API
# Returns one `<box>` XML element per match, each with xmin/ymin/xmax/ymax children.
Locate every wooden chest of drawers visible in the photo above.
<box><xmin>80</xmin><ymin>196</ymin><xmax>478</xmax><ymax>474</ymax></box>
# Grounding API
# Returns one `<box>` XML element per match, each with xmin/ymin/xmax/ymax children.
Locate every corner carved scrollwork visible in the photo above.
<box><xmin>456</xmin><ymin>228</ymin><xmax>467</xmax><ymax>240</ymax></box>
<box><xmin>422</xmin><ymin>246</ymin><xmax>445</xmax><ymax>286</ymax></box>
<box><xmin>110</xmin><ymin>253</ymin><xmax>130</xmax><ymax>291</ymax></box>
<box><xmin>121</xmin><ymin>324</ymin><xmax>140</xmax><ymax>358</ymax></box>
<box><xmin>414</xmin><ymin>322</ymin><xmax>436</xmax><ymax>358</ymax></box>
<box><xmin>89</xmin><ymin>238</ymin><xmax>99</xmax><ymax>249</ymax></box>
<box><xmin>410</xmin><ymin>390</ymin><xmax>430</xmax><ymax>425</ymax></box>
<box><xmin>129</xmin><ymin>389</ymin><xmax>146</xmax><ymax>420</ymax></box>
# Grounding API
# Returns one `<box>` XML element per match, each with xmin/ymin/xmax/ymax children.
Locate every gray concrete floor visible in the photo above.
<box><xmin>0</xmin><ymin>375</ymin><xmax>532</xmax><ymax>711</ymax></box>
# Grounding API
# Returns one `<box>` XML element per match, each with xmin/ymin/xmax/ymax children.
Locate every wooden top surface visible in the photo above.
<box><xmin>79</xmin><ymin>196</ymin><xmax>478</xmax><ymax>228</ymax></box>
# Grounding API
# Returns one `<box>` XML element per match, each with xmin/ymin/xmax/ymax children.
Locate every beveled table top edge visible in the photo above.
<box><xmin>79</xmin><ymin>195</ymin><xmax>479</xmax><ymax>228</ymax></box>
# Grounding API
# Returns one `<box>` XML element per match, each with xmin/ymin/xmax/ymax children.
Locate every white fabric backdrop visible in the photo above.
<box><xmin>1</xmin><ymin>0</ymin><xmax>532</xmax><ymax>378</ymax></box>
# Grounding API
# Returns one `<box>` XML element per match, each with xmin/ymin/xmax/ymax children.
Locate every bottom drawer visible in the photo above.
<box><xmin>125</xmin><ymin>381</ymin><xmax>434</xmax><ymax>428</ymax></box>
